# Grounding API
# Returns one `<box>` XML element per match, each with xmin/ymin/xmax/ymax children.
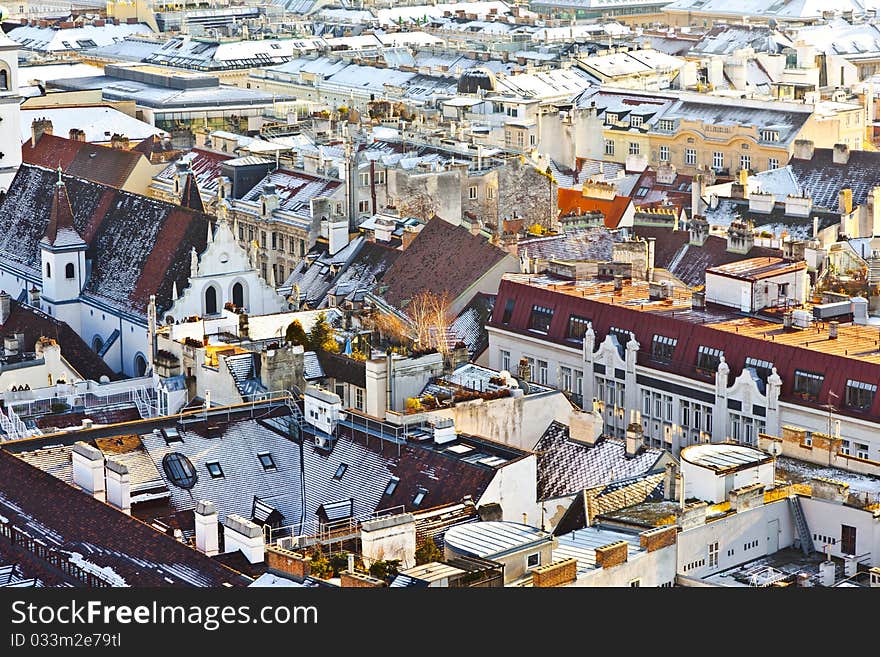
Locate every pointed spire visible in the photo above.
<box><xmin>43</xmin><ymin>170</ymin><xmax>83</xmax><ymax>247</ymax></box>
<box><xmin>206</xmin><ymin>219</ymin><xmax>213</xmax><ymax>244</ymax></box>
<box><xmin>172</xmin><ymin>280</ymin><xmax>179</xmax><ymax>300</ymax></box>
<box><xmin>269</xmin><ymin>263</ymin><xmax>276</xmax><ymax>287</ymax></box>
<box><xmin>180</xmin><ymin>172</ymin><xmax>205</xmax><ymax>213</ymax></box>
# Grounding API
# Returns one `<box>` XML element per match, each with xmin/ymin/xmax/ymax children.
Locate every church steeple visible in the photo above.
<box><xmin>42</xmin><ymin>167</ymin><xmax>84</xmax><ymax>248</ymax></box>
<box><xmin>180</xmin><ymin>171</ymin><xmax>205</xmax><ymax>213</ymax></box>
<box><xmin>0</xmin><ymin>21</ymin><xmax>22</xmax><ymax>194</ymax></box>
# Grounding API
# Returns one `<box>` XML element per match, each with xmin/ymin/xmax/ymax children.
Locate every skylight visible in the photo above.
<box><xmin>258</xmin><ymin>453</ymin><xmax>277</xmax><ymax>471</ymax></box>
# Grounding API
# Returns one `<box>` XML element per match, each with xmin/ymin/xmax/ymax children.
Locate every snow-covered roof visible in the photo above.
<box><xmin>20</xmin><ymin>107</ymin><xmax>165</xmax><ymax>144</ymax></box>
<box><xmin>8</xmin><ymin>22</ymin><xmax>153</xmax><ymax>52</ymax></box>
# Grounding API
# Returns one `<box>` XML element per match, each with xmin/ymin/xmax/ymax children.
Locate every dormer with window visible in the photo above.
<box><xmin>759</xmin><ymin>129</ymin><xmax>780</xmax><ymax>143</ymax></box>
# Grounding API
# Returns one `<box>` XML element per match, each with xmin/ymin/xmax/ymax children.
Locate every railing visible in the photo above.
<box><xmin>265</xmin><ymin>505</ymin><xmax>407</xmax><ymax>547</ymax></box>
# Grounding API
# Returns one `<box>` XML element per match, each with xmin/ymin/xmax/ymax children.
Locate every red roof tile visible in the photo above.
<box><xmin>22</xmin><ymin>133</ymin><xmax>145</xmax><ymax>189</ymax></box>
<box><xmin>557</xmin><ymin>188</ymin><xmax>633</xmax><ymax>228</ymax></box>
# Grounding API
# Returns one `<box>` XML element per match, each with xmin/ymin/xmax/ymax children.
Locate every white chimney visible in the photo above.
<box><xmin>104</xmin><ymin>459</ymin><xmax>131</xmax><ymax>515</ymax></box>
<box><xmin>433</xmin><ymin>417</ymin><xmax>457</xmax><ymax>444</ymax></box>
<box><xmin>223</xmin><ymin>514</ymin><xmax>264</xmax><ymax>563</ymax></box>
<box><xmin>195</xmin><ymin>500</ymin><xmax>219</xmax><ymax>556</ymax></box>
<box><xmin>328</xmin><ymin>217</ymin><xmax>349</xmax><ymax>256</ymax></box>
<box><xmin>625</xmin><ymin>415</ymin><xmax>643</xmax><ymax>458</ymax></box>
<box><xmin>819</xmin><ymin>560</ymin><xmax>835</xmax><ymax>587</ymax></box>
<box><xmin>71</xmin><ymin>441</ymin><xmax>105</xmax><ymax>501</ymax></box>
<box><xmin>0</xmin><ymin>291</ymin><xmax>10</xmax><ymax>325</ymax></box>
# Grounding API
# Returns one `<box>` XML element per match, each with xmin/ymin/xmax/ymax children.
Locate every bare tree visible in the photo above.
<box><xmin>498</xmin><ymin>157</ymin><xmax>559</xmax><ymax>232</ymax></box>
<box><xmin>398</xmin><ymin>176</ymin><xmax>439</xmax><ymax>223</ymax></box>
<box><xmin>406</xmin><ymin>290</ymin><xmax>453</xmax><ymax>356</ymax></box>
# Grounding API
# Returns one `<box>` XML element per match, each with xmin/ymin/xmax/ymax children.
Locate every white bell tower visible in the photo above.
<box><xmin>0</xmin><ymin>14</ymin><xmax>21</xmax><ymax>195</ymax></box>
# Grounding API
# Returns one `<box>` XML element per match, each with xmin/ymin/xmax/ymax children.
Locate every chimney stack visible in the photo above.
<box><xmin>195</xmin><ymin>500</ymin><xmax>219</xmax><ymax>556</ymax></box>
<box><xmin>104</xmin><ymin>459</ymin><xmax>131</xmax><ymax>515</ymax></box>
<box><xmin>832</xmin><ymin>143</ymin><xmax>850</xmax><ymax>165</ymax></box>
<box><xmin>829</xmin><ymin>321</ymin><xmax>839</xmax><ymax>339</ymax></box>
<box><xmin>223</xmin><ymin>514</ymin><xmax>264</xmax><ymax>563</ymax></box>
<box><xmin>0</xmin><ymin>291</ymin><xmax>9</xmax><ymax>325</ymax></box>
<box><xmin>68</xmin><ymin>128</ymin><xmax>86</xmax><ymax>142</ymax></box>
<box><xmin>71</xmin><ymin>441</ymin><xmax>106</xmax><ymax>501</ymax></box>
<box><xmin>31</xmin><ymin>118</ymin><xmax>53</xmax><ymax>148</ymax></box>
<box><xmin>625</xmin><ymin>414</ymin><xmax>643</xmax><ymax>458</ymax></box>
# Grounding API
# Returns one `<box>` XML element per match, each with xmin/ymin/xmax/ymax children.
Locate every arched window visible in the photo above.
<box><xmin>205</xmin><ymin>286</ymin><xmax>218</xmax><ymax>315</ymax></box>
<box><xmin>0</xmin><ymin>69</ymin><xmax>7</xmax><ymax>92</ymax></box>
<box><xmin>134</xmin><ymin>354</ymin><xmax>147</xmax><ymax>377</ymax></box>
<box><xmin>92</xmin><ymin>336</ymin><xmax>103</xmax><ymax>353</ymax></box>
<box><xmin>232</xmin><ymin>282</ymin><xmax>244</xmax><ymax>308</ymax></box>
<box><xmin>45</xmin><ymin>262</ymin><xmax>51</xmax><ymax>278</ymax></box>
<box><xmin>162</xmin><ymin>453</ymin><xmax>197</xmax><ymax>489</ymax></box>
<box><xmin>65</xmin><ymin>263</ymin><xmax>75</xmax><ymax>279</ymax></box>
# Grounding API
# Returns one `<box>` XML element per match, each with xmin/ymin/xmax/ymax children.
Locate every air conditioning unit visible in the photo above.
<box><xmin>276</xmin><ymin>537</ymin><xmax>297</xmax><ymax>551</ymax></box>
<box><xmin>314</xmin><ymin>433</ymin><xmax>336</xmax><ymax>451</ymax></box>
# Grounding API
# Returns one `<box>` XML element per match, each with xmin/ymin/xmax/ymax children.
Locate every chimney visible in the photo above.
<box><xmin>71</xmin><ymin>441</ymin><xmax>105</xmax><ymax>501</ymax></box>
<box><xmin>870</xmin><ymin>567</ymin><xmax>880</xmax><ymax>588</ymax></box>
<box><xmin>568</xmin><ymin>408</ymin><xmax>602</xmax><ymax>447</ymax></box>
<box><xmin>691</xmin><ymin>290</ymin><xmax>705</xmax><ymax>310</ymax></box>
<box><xmin>819</xmin><ymin>560</ymin><xmax>835</xmax><ymax>586</ymax></box>
<box><xmin>0</xmin><ymin>291</ymin><xmax>9</xmax><ymax>325</ymax></box>
<box><xmin>691</xmin><ymin>174</ymin><xmax>706</xmax><ymax>217</ymax></box>
<box><xmin>829</xmin><ymin>321</ymin><xmax>839</xmax><ymax>339</ymax></box>
<box><xmin>432</xmin><ymin>417</ymin><xmax>456</xmax><ymax>444</ymax></box>
<box><xmin>663</xmin><ymin>462</ymin><xmax>678</xmax><ymax>501</ymax></box>
<box><xmin>792</xmin><ymin>139</ymin><xmax>815</xmax><ymax>160</ymax></box>
<box><xmin>613</xmin><ymin>275</ymin><xmax>623</xmax><ymax>292</ymax></box>
<box><xmin>1</xmin><ymin>335</ymin><xmax>16</xmax><ymax>356</ymax></box>
<box><xmin>832</xmin><ymin>143</ymin><xmax>850</xmax><ymax>165</ymax></box>
<box><xmin>839</xmin><ymin>188</ymin><xmax>853</xmax><ymax>214</ymax></box>
<box><xmin>68</xmin><ymin>128</ymin><xmax>86</xmax><ymax>142</ymax></box>
<box><xmin>31</xmin><ymin>118</ymin><xmax>53</xmax><ymax>147</ymax></box>
<box><xmin>104</xmin><ymin>459</ymin><xmax>131</xmax><ymax>515</ymax></box>
<box><xmin>110</xmin><ymin>133</ymin><xmax>130</xmax><ymax>150</ymax></box>
<box><xmin>195</xmin><ymin>500</ymin><xmax>219</xmax><ymax>556</ymax></box>
<box><xmin>223</xmin><ymin>514</ymin><xmax>264</xmax><ymax>563</ymax></box>
<box><xmin>783</xmin><ymin>311</ymin><xmax>793</xmax><ymax>330</ymax></box>
<box><xmin>625</xmin><ymin>418</ymin><xmax>643</xmax><ymax>458</ymax></box>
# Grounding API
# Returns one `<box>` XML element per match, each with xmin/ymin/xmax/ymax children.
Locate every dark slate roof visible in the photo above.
<box><xmin>450</xmin><ymin>292</ymin><xmax>495</xmax><ymax>359</ymax></box>
<box><xmin>789</xmin><ymin>148</ymin><xmax>880</xmax><ymax>210</ymax></box>
<box><xmin>534</xmin><ymin>421</ymin><xmax>666</xmax><ymax>501</ymax></box>
<box><xmin>634</xmin><ymin>227</ymin><xmax>782</xmax><ymax>287</ymax></box>
<box><xmin>284</xmin><ymin>236</ymin><xmax>400</xmax><ymax>310</ymax></box>
<box><xmin>0</xmin><ymin>449</ymin><xmax>250</xmax><ymax>587</ymax></box>
<box><xmin>517</xmin><ymin>227</ymin><xmax>620</xmax><ymax>261</ymax></box>
<box><xmin>0</xmin><ymin>165</ymin><xmax>210</xmax><ymax>316</ymax></box>
<box><xmin>380</xmin><ymin>219</ymin><xmax>512</xmax><ymax>308</ymax></box>
<box><xmin>22</xmin><ymin>133</ymin><xmax>145</xmax><ymax>189</ymax></box>
<box><xmin>1</xmin><ymin>299</ymin><xmax>117</xmax><ymax>382</ymax></box>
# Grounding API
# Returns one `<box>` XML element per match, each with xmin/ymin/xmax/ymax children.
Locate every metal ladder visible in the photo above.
<box><xmin>788</xmin><ymin>495</ymin><xmax>814</xmax><ymax>556</ymax></box>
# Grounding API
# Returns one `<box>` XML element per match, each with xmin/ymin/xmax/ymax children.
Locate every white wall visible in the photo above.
<box><xmin>572</xmin><ymin>546</ymin><xmax>677</xmax><ymax>587</ymax></box>
<box><xmin>478</xmin><ymin>455</ymin><xmax>539</xmax><ymax>526</ymax></box>
<box><xmin>800</xmin><ymin>497</ymin><xmax>880</xmax><ymax>566</ymax></box>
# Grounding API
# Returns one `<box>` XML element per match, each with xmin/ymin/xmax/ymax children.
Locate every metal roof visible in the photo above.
<box><xmin>680</xmin><ymin>444</ymin><xmax>771</xmax><ymax>472</ymax></box>
<box><xmin>552</xmin><ymin>526</ymin><xmax>644</xmax><ymax>574</ymax></box>
<box><xmin>444</xmin><ymin>521</ymin><xmax>552</xmax><ymax>559</ymax></box>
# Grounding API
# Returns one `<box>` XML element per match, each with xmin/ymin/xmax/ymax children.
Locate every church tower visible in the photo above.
<box><xmin>40</xmin><ymin>170</ymin><xmax>87</xmax><ymax>333</ymax></box>
<box><xmin>0</xmin><ymin>16</ymin><xmax>21</xmax><ymax>194</ymax></box>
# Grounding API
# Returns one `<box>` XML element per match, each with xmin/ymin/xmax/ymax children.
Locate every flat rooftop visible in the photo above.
<box><xmin>680</xmin><ymin>443</ymin><xmax>772</xmax><ymax>473</ymax></box>
<box><xmin>552</xmin><ymin>525</ymin><xmax>645</xmax><ymax>575</ymax></box>
<box><xmin>706</xmin><ymin>257</ymin><xmax>807</xmax><ymax>281</ymax></box>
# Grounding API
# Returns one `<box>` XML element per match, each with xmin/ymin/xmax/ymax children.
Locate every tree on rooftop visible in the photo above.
<box><xmin>309</xmin><ymin>312</ymin><xmax>339</xmax><ymax>353</ymax></box>
<box><xmin>285</xmin><ymin>320</ymin><xmax>309</xmax><ymax>347</ymax></box>
<box><xmin>398</xmin><ymin>177</ymin><xmax>439</xmax><ymax>223</ymax></box>
<box><xmin>415</xmin><ymin>537</ymin><xmax>443</xmax><ymax>565</ymax></box>
<box><xmin>498</xmin><ymin>157</ymin><xmax>559</xmax><ymax>233</ymax></box>
<box><xmin>406</xmin><ymin>290</ymin><xmax>453</xmax><ymax>357</ymax></box>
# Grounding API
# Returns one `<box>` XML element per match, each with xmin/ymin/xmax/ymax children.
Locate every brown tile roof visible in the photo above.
<box><xmin>1</xmin><ymin>299</ymin><xmax>117</xmax><ymax>382</ymax></box>
<box><xmin>379</xmin><ymin>218</ymin><xmax>512</xmax><ymax>308</ymax></box>
<box><xmin>557</xmin><ymin>189</ymin><xmax>633</xmax><ymax>228</ymax></box>
<box><xmin>0</xmin><ymin>449</ymin><xmax>251</xmax><ymax>587</ymax></box>
<box><xmin>22</xmin><ymin>133</ymin><xmax>145</xmax><ymax>189</ymax></box>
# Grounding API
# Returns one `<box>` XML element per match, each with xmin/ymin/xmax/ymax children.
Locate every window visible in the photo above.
<box><xmin>629</xmin><ymin>579</ymin><xmax>641</xmax><ymax>587</ymax></box>
<box><xmin>278</xmin><ymin>235</ymin><xmax>284</xmax><ymax>252</ymax></box>
<box><xmin>685</xmin><ymin>148</ymin><xmax>696</xmax><ymax>166</ymax></box>
<box><xmin>651</xmin><ymin>334</ymin><xmax>677</xmax><ymax>364</ymax></box>
<box><xmin>856</xmin><ymin>442</ymin><xmax>870</xmax><ymax>459</ymax></box>
<box><xmin>359</xmin><ymin>172</ymin><xmax>370</xmax><ymax>186</ymax></box>
<box><xmin>561</xmin><ymin>366</ymin><xmax>572</xmax><ymax>392</ymax></box>
<box><xmin>712</xmin><ymin>151</ymin><xmax>724</xmax><ymax>170</ymax></box>
<box><xmin>643</xmin><ymin>390</ymin><xmax>651</xmax><ymax>417</ymax></box>
<box><xmin>412</xmin><ymin>487</ymin><xmax>427</xmax><ymax>507</ymax></box>
<box><xmin>333</xmin><ymin>463</ymin><xmax>348</xmax><ymax>479</ymax></box>
<box><xmin>528</xmin><ymin>305</ymin><xmax>553</xmax><ymax>333</ymax></box>
<box><xmin>501</xmin><ymin>298</ymin><xmax>516</xmax><ymax>324</ymax></box>
<box><xmin>696</xmin><ymin>346</ymin><xmax>724</xmax><ymax>373</ymax></box>
<box><xmin>629</xmin><ymin>142</ymin><xmax>640</xmax><ymax>156</ymax></box>
<box><xmin>162</xmin><ymin>453</ymin><xmax>197</xmax><ymax>489</ymax></box>
<box><xmin>609</xmin><ymin>326</ymin><xmax>633</xmax><ymax>347</ymax></box>
<box><xmin>664</xmin><ymin>395</ymin><xmax>673</xmax><ymax>422</ymax></box>
<box><xmin>708</xmin><ymin>541</ymin><xmax>719</xmax><ymax>568</ymax></box>
<box><xmin>567</xmin><ymin>315</ymin><xmax>591</xmax><ymax>341</ymax></box>
<box><xmin>537</xmin><ymin>360</ymin><xmax>548</xmax><ymax>385</ymax></box>
<box><xmin>681</xmin><ymin>401</ymin><xmax>690</xmax><ymax>427</ymax></box>
<box><xmin>45</xmin><ymin>262</ymin><xmax>51</xmax><ymax>279</ymax></box>
<box><xmin>760</xmin><ymin>129</ymin><xmax>779</xmax><ymax>142</ymax></box>
<box><xmin>468</xmin><ymin>186</ymin><xmax>478</xmax><ymax>200</ymax></box>
<box><xmin>574</xmin><ymin>369</ymin><xmax>583</xmax><ymax>397</ymax></box>
<box><xmin>65</xmin><ymin>263</ymin><xmax>75</xmax><ymax>279</ymax></box>
<box><xmin>258</xmin><ymin>453</ymin><xmax>276</xmax><ymax>471</ymax></box>
<box><xmin>358</xmin><ymin>200</ymin><xmax>371</xmax><ymax>213</ymax></box>
<box><xmin>527</xmin><ymin>553</ymin><xmax>541</xmax><ymax>568</ymax></box>
<box><xmin>487</xmin><ymin>186</ymin><xmax>495</xmax><ymax>200</ymax></box>
<box><xmin>161</xmin><ymin>427</ymin><xmax>182</xmax><ymax>445</ymax></box>
<box><xmin>793</xmin><ymin>370</ymin><xmax>824</xmax><ymax>400</ymax></box>
<box><xmin>744</xmin><ymin>357</ymin><xmax>773</xmax><ymax>381</ymax></box>
<box><xmin>768</xmin><ymin>158</ymin><xmax>779</xmax><ymax>170</ymax></box>
<box><xmin>630</xmin><ymin>115</ymin><xmax>643</xmax><ymax>127</ymax></box>
<box><xmin>740</xmin><ymin>154</ymin><xmax>750</xmax><ymax>171</ymax></box>
<box><xmin>658</xmin><ymin>119</ymin><xmax>674</xmax><ymax>131</ymax></box>
<box><xmin>605</xmin><ymin>112</ymin><xmax>618</xmax><ymax>123</ymax></box>
<box><xmin>659</xmin><ymin>145</ymin><xmax>669</xmax><ymax>162</ymax></box>
<box><xmin>605</xmin><ymin>139</ymin><xmax>615</xmax><ymax>156</ymax></box>
<box><xmin>261</xmin><ymin>231</ymin><xmax>267</xmax><ymax>249</ymax></box>
<box><xmin>500</xmin><ymin>349</ymin><xmax>511</xmax><ymax>372</ymax></box>
<box><xmin>845</xmin><ymin>379</ymin><xmax>876</xmax><ymax>411</ymax></box>
<box><xmin>239</xmin><ymin>225</ymin><xmax>245</xmax><ymax>240</ymax></box>
<box><xmin>206</xmin><ymin>461</ymin><xmax>224</xmax><ymax>478</ymax></box>
<box><xmin>355</xmin><ymin>388</ymin><xmax>364</xmax><ymax>411</ymax></box>
<box><xmin>271</xmin><ymin>232</ymin><xmax>277</xmax><ymax>250</ymax></box>
<box><xmin>384</xmin><ymin>477</ymin><xmax>399</xmax><ymax>496</ymax></box>
<box><xmin>375</xmin><ymin>170</ymin><xmax>386</xmax><ymax>185</ymax></box>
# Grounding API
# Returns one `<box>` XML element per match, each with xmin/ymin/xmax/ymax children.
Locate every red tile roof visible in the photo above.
<box><xmin>380</xmin><ymin>218</ymin><xmax>513</xmax><ymax>308</ymax></box>
<box><xmin>557</xmin><ymin>188</ymin><xmax>632</xmax><ymax>228</ymax></box>
<box><xmin>22</xmin><ymin>133</ymin><xmax>145</xmax><ymax>189</ymax></box>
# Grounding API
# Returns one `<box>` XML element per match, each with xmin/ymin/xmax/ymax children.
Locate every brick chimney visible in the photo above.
<box><xmin>31</xmin><ymin>118</ymin><xmax>53</xmax><ymax>147</ymax></box>
<box><xmin>110</xmin><ymin>133</ymin><xmax>130</xmax><ymax>150</ymax></box>
<box><xmin>792</xmin><ymin>139</ymin><xmax>814</xmax><ymax>160</ymax></box>
<box><xmin>68</xmin><ymin>128</ymin><xmax>86</xmax><ymax>142</ymax></box>
<box><xmin>832</xmin><ymin>143</ymin><xmax>850</xmax><ymax>165</ymax></box>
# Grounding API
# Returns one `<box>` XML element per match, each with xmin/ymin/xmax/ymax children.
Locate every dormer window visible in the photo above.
<box><xmin>630</xmin><ymin>115</ymin><xmax>643</xmax><ymax>128</ymax></box>
<box><xmin>605</xmin><ymin>112</ymin><xmax>618</xmax><ymax>124</ymax></box>
<box><xmin>657</xmin><ymin>119</ymin><xmax>674</xmax><ymax>132</ymax></box>
<box><xmin>760</xmin><ymin>129</ymin><xmax>779</xmax><ymax>142</ymax></box>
